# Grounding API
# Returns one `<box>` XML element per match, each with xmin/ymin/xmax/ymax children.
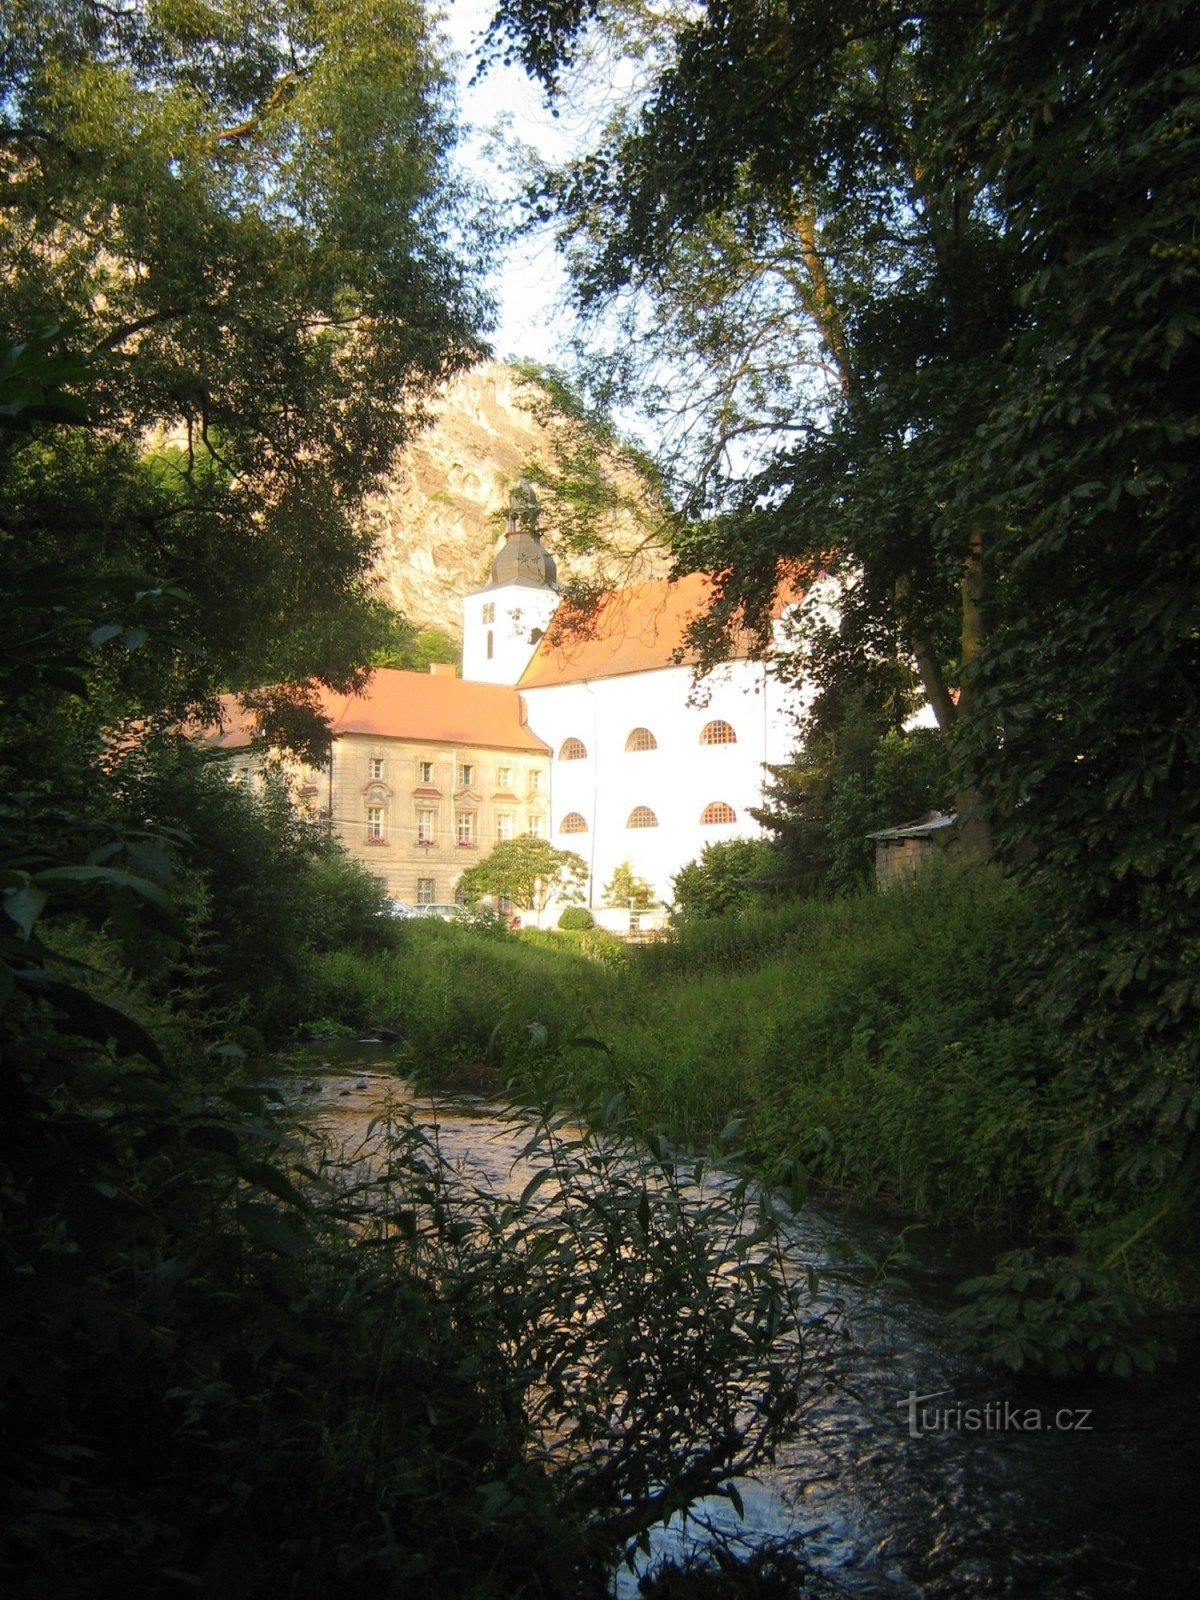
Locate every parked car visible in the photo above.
<box><xmin>382</xmin><ymin>900</ymin><xmax>421</xmax><ymax>919</ymax></box>
<box><xmin>414</xmin><ymin>902</ymin><xmax>464</xmax><ymax>921</ymax></box>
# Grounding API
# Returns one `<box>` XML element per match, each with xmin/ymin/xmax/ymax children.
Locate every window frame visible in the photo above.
<box><xmin>626</xmin><ymin>806</ymin><xmax>659</xmax><ymax>829</ymax></box>
<box><xmin>700</xmin><ymin>801</ymin><xmax>738</xmax><ymax>825</ymax></box>
<box><xmin>625</xmin><ymin>727</ymin><xmax>658</xmax><ymax>753</ymax></box>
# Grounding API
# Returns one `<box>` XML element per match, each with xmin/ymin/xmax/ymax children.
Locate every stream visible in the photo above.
<box><xmin>285</xmin><ymin>1051</ymin><xmax>1199</xmax><ymax>1598</ymax></box>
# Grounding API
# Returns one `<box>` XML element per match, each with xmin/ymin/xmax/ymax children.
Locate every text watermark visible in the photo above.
<box><xmin>899</xmin><ymin>1389</ymin><xmax>1093</xmax><ymax>1439</ymax></box>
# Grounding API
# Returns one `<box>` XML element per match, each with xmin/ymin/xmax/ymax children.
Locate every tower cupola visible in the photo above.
<box><xmin>488</xmin><ymin>479</ymin><xmax>558</xmax><ymax>590</ymax></box>
<box><xmin>461</xmin><ymin>479</ymin><xmax>562</xmax><ymax>685</ymax></box>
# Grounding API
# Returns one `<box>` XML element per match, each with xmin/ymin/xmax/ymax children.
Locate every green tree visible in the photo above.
<box><xmin>377</xmin><ymin>625</ymin><xmax>462</xmax><ymax>674</ymax></box>
<box><xmin>494</xmin><ymin>0</ymin><xmax>1200</xmax><ymax>1244</ymax></box>
<box><xmin>458</xmin><ymin>835</ymin><xmax>587</xmax><ymax>912</ymax></box>
<box><xmin>491</xmin><ymin>0</ymin><xmax>1016</xmax><ymax>846</ymax></box>
<box><xmin>671</xmin><ymin>838</ymin><xmax>775</xmax><ymax>922</ymax></box>
<box><xmin>601</xmin><ymin>860</ymin><xmax>656</xmax><ymax>912</ymax></box>
<box><xmin>0</xmin><ymin>0</ymin><xmax>486</xmax><ymax>752</ymax></box>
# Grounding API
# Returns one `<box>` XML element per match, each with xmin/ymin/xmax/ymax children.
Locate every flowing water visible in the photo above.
<box><xmin>284</xmin><ymin>1051</ymin><xmax>1199</xmax><ymax>1598</ymax></box>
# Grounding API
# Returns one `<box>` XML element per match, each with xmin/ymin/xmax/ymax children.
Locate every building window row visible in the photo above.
<box><xmin>610</xmin><ymin>801</ymin><xmax>739</xmax><ymax>831</ymax></box>
<box><xmin>556</xmin><ymin>721</ymin><xmax>739</xmax><ymax>759</ymax></box>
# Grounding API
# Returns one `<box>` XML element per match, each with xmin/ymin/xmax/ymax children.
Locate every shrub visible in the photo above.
<box><xmin>558</xmin><ymin>906</ymin><xmax>595</xmax><ymax>930</ymax></box>
<box><xmin>671</xmin><ymin>839</ymin><xmax>776</xmax><ymax>922</ymax></box>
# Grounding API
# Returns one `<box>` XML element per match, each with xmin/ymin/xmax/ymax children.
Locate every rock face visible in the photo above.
<box><xmin>365</xmin><ymin>363</ymin><xmax>667</xmax><ymax>638</ymax></box>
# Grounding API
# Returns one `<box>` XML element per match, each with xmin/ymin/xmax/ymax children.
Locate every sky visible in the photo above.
<box><xmin>440</xmin><ymin>0</ymin><xmax>582</xmax><ymax>369</ymax></box>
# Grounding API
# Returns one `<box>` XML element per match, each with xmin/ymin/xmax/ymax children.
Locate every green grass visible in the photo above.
<box><xmin>305</xmin><ymin>864</ymin><xmax>1197</xmax><ymax>1304</ymax></box>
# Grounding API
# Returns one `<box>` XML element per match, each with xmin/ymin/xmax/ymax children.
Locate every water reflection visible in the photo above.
<box><xmin>280</xmin><ymin>1052</ymin><xmax>1199</xmax><ymax>1599</ymax></box>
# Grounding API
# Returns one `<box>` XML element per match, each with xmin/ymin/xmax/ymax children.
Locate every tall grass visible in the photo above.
<box><xmin>306</xmin><ymin>868</ymin><xmax>1156</xmax><ymax>1255</ymax></box>
<box><xmin>307</xmin><ymin>870</ymin><xmax>1059</xmax><ymax>1225</ymax></box>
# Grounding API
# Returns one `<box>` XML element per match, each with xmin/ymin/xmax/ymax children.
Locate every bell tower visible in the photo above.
<box><xmin>462</xmin><ymin>480</ymin><xmax>561</xmax><ymax>685</ymax></box>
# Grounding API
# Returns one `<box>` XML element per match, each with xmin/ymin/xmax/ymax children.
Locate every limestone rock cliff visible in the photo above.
<box><xmin>365</xmin><ymin>363</ymin><xmax>668</xmax><ymax>638</ymax></box>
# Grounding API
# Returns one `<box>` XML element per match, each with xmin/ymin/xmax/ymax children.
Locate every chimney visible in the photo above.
<box><xmin>429</xmin><ymin>663</ymin><xmax>456</xmax><ymax>678</ymax></box>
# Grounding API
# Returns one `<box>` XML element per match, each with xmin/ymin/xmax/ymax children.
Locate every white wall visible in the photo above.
<box><xmin>523</xmin><ymin>658</ymin><xmax>803</xmax><ymax>910</ymax></box>
<box><xmin>461</xmin><ymin>584</ymin><xmax>560</xmax><ymax>685</ymax></box>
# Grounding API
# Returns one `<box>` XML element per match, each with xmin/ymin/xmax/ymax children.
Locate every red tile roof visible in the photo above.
<box><xmin>202</xmin><ymin>669</ymin><xmax>549</xmax><ymax>754</ymax></box>
<box><xmin>518</xmin><ymin>569</ymin><xmax>807</xmax><ymax>689</ymax></box>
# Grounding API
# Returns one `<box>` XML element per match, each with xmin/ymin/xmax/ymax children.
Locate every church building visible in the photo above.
<box><xmin>211</xmin><ymin>482</ymin><xmax>809</xmax><ymax>923</ymax></box>
<box><xmin>459</xmin><ymin>481</ymin><xmax>806</xmax><ymax>920</ymax></box>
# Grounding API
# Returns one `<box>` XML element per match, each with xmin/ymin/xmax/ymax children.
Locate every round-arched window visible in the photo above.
<box><xmin>625</xmin><ymin>727</ymin><xmax>658</xmax><ymax>752</ymax></box>
<box><xmin>700</xmin><ymin>801</ymin><xmax>737</xmax><ymax>825</ymax></box>
<box><xmin>560</xmin><ymin>812</ymin><xmax>588</xmax><ymax>834</ymax></box>
<box><xmin>626</xmin><ymin>806</ymin><xmax>659</xmax><ymax>829</ymax></box>
<box><xmin>559</xmin><ymin>737</ymin><xmax>588</xmax><ymax>760</ymax></box>
<box><xmin>700</xmin><ymin>720</ymin><xmax>737</xmax><ymax>745</ymax></box>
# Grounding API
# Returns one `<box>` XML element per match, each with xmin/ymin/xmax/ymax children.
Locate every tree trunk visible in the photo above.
<box><xmin>955</xmin><ymin>527</ymin><xmax>992</xmax><ymax>860</ymax></box>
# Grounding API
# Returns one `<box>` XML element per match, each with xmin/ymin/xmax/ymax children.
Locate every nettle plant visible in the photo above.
<box><xmin>364</xmin><ymin>1091</ymin><xmax>838</xmax><ymax>1568</ymax></box>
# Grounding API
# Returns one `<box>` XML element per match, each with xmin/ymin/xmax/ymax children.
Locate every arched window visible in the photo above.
<box><xmin>625</xmin><ymin>727</ymin><xmax>658</xmax><ymax>752</ymax></box>
<box><xmin>559</xmin><ymin>737</ymin><xmax>588</xmax><ymax>760</ymax></box>
<box><xmin>700</xmin><ymin>801</ymin><xmax>738</xmax><ymax>825</ymax></box>
<box><xmin>700</xmin><ymin>720</ymin><xmax>737</xmax><ymax>745</ymax></box>
<box><xmin>626</xmin><ymin>806</ymin><xmax>659</xmax><ymax>829</ymax></box>
<box><xmin>560</xmin><ymin>812</ymin><xmax>588</xmax><ymax>834</ymax></box>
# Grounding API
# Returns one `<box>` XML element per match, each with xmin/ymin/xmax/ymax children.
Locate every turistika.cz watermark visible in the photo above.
<box><xmin>899</xmin><ymin>1389</ymin><xmax>1094</xmax><ymax>1439</ymax></box>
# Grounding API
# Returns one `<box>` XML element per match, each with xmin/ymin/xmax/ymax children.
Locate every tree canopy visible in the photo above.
<box><xmin>0</xmin><ymin>0</ymin><xmax>488</xmax><ymax>751</ymax></box>
<box><xmin>458</xmin><ymin>835</ymin><xmax>588</xmax><ymax>912</ymax></box>
<box><xmin>490</xmin><ymin>0</ymin><xmax>1200</xmax><ymax>1194</ymax></box>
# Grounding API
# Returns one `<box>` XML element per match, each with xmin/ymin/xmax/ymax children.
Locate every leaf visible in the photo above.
<box><xmin>239</xmin><ymin>1203</ymin><xmax>308</xmax><ymax>1259</ymax></box>
<box><xmin>239</xmin><ymin>1159</ymin><xmax>312</xmax><ymax>1215</ymax></box>
<box><xmin>36</xmin><ymin>865</ymin><xmax>179</xmax><ymax>926</ymax></box>
<box><xmin>18</xmin><ymin>973</ymin><xmax>165</xmax><ymax>1065</ymax></box>
<box><xmin>520</xmin><ymin>1167</ymin><xmax>558</xmax><ymax>1207</ymax></box>
<box><xmin>3</xmin><ymin>880</ymin><xmax>47</xmax><ymax>939</ymax></box>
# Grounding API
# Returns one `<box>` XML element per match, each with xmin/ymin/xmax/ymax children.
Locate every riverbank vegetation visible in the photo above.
<box><xmin>306</xmin><ymin>865</ymin><xmax>1198</xmax><ymax>1350</ymax></box>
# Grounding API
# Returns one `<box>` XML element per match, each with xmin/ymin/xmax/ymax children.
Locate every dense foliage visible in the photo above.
<box><xmin>0</xmin><ymin>0</ymin><xmax>485</xmax><ymax>750</ymax></box>
<box><xmin>309</xmin><ymin>867</ymin><xmax>1192</xmax><ymax>1364</ymax></box>
<box><xmin>459</xmin><ymin>834</ymin><xmax>588</xmax><ymax>912</ymax></box>
<box><xmin>670</xmin><ymin>839</ymin><xmax>775</xmax><ymax>923</ymax></box>
<box><xmin>489</xmin><ymin>0</ymin><xmax>1200</xmax><ymax>1273</ymax></box>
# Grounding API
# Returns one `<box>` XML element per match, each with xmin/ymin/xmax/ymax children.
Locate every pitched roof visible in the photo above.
<box><xmin>202</xmin><ymin>669</ymin><xmax>549</xmax><ymax>754</ymax></box>
<box><xmin>518</xmin><ymin>569</ymin><xmax>807</xmax><ymax>689</ymax></box>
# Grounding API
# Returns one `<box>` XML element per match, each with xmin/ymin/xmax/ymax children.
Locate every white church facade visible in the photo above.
<box><xmin>460</xmin><ymin>482</ymin><xmax>807</xmax><ymax>922</ymax></box>
<box><xmin>208</xmin><ymin>483</ymin><xmax>811</xmax><ymax>924</ymax></box>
